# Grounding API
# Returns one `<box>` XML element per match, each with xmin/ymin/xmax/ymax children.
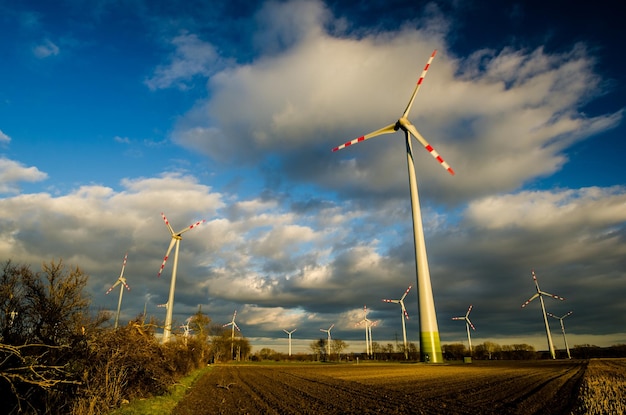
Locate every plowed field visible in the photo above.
<box><xmin>172</xmin><ymin>360</ymin><xmax>590</xmax><ymax>415</ymax></box>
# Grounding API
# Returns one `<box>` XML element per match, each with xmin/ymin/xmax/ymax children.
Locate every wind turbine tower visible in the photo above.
<box><xmin>105</xmin><ymin>253</ymin><xmax>131</xmax><ymax>329</ymax></box>
<box><xmin>452</xmin><ymin>304</ymin><xmax>476</xmax><ymax>354</ymax></box>
<box><xmin>320</xmin><ymin>324</ymin><xmax>334</xmax><ymax>358</ymax></box>
<box><xmin>521</xmin><ymin>270</ymin><xmax>565</xmax><ymax>359</ymax></box>
<box><xmin>157</xmin><ymin>212</ymin><xmax>205</xmax><ymax>343</ymax></box>
<box><xmin>332</xmin><ymin>50</ymin><xmax>454</xmax><ymax>363</ymax></box>
<box><xmin>283</xmin><ymin>328</ymin><xmax>297</xmax><ymax>356</ymax></box>
<box><xmin>383</xmin><ymin>285</ymin><xmax>412</xmax><ymax>359</ymax></box>
<box><xmin>547</xmin><ymin>311</ymin><xmax>573</xmax><ymax>359</ymax></box>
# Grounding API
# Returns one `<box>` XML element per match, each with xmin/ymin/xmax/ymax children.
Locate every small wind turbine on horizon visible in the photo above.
<box><xmin>522</xmin><ymin>270</ymin><xmax>565</xmax><ymax>359</ymax></box>
<box><xmin>547</xmin><ymin>311</ymin><xmax>573</xmax><ymax>359</ymax></box>
<box><xmin>157</xmin><ymin>212</ymin><xmax>205</xmax><ymax>344</ymax></box>
<box><xmin>452</xmin><ymin>304</ymin><xmax>476</xmax><ymax>354</ymax></box>
<box><xmin>283</xmin><ymin>328</ymin><xmax>297</xmax><ymax>356</ymax></box>
<box><xmin>332</xmin><ymin>50</ymin><xmax>454</xmax><ymax>363</ymax></box>
<box><xmin>383</xmin><ymin>285</ymin><xmax>412</xmax><ymax>359</ymax></box>
<box><xmin>224</xmin><ymin>310</ymin><xmax>241</xmax><ymax>358</ymax></box>
<box><xmin>105</xmin><ymin>252</ymin><xmax>131</xmax><ymax>329</ymax></box>
<box><xmin>320</xmin><ymin>324</ymin><xmax>334</xmax><ymax>358</ymax></box>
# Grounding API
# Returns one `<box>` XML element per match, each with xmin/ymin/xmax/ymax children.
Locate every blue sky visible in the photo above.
<box><xmin>1</xmin><ymin>0</ymin><xmax>624</xmax><ymax>354</ymax></box>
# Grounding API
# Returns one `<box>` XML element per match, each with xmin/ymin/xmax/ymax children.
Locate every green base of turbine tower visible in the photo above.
<box><xmin>420</xmin><ymin>331</ymin><xmax>443</xmax><ymax>363</ymax></box>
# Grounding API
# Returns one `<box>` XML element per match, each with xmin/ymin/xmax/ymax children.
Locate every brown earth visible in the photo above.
<box><xmin>171</xmin><ymin>360</ymin><xmax>589</xmax><ymax>415</ymax></box>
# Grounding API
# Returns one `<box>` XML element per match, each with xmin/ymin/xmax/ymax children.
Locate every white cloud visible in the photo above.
<box><xmin>167</xmin><ymin>4</ymin><xmax>620</xmax><ymax>207</ymax></box>
<box><xmin>0</xmin><ymin>157</ymin><xmax>48</xmax><ymax>193</ymax></box>
<box><xmin>0</xmin><ymin>129</ymin><xmax>10</xmax><ymax>143</ymax></box>
<box><xmin>33</xmin><ymin>39</ymin><xmax>59</xmax><ymax>58</ymax></box>
<box><xmin>145</xmin><ymin>32</ymin><xmax>224</xmax><ymax>91</ymax></box>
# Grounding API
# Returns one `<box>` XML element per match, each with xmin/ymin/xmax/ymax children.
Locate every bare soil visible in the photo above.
<box><xmin>172</xmin><ymin>360</ymin><xmax>589</xmax><ymax>415</ymax></box>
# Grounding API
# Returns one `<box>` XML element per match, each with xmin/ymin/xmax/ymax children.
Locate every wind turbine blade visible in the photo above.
<box><xmin>332</xmin><ymin>123</ymin><xmax>397</xmax><ymax>152</ymax></box>
<box><xmin>105</xmin><ymin>280</ymin><xmax>121</xmax><ymax>294</ymax></box>
<box><xmin>161</xmin><ymin>212</ymin><xmax>176</xmax><ymax>235</ymax></box>
<box><xmin>404</xmin><ymin>121</ymin><xmax>455</xmax><ymax>175</ymax></box>
<box><xmin>329</xmin><ymin>324</ymin><xmax>335</xmax><ymax>331</ymax></box>
<box><xmin>521</xmin><ymin>293</ymin><xmax>539</xmax><ymax>308</ymax></box>
<box><xmin>178</xmin><ymin>219</ymin><xmax>206</xmax><ymax>236</ymax></box>
<box><xmin>452</xmin><ymin>316</ymin><xmax>464</xmax><ymax>321</ymax></box>
<box><xmin>400</xmin><ymin>285</ymin><xmax>412</xmax><ymax>301</ymax></box>
<box><xmin>547</xmin><ymin>312</ymin><xmax>556</xmax><ymax>318</ymax></box>
<box><xmin>402</xmin><ymin>49</ymin><xmax>437</xmax><ymax>118</ymax></box>
<box><xmin>540</xmin><ymin>291</ymin><xmax>565</xmax><ymax>301</ymax></box>
<box><xmin>119</xmin><ymin>253</ymin><xmax>128</xmax><ymax>278</ymax></box>
<box><xmin>382</xmin><ymin>298</ymin><xmax>399</xmax><ymax>304</ymax></box>
<box><xmin>122</xmin><ymin>279</ymin><xmax>131</xmax><ymax>291</ymax></box>
<box><xmin>467</xmin><ymin>318</ymin><xmax>476</xmax><ymax>330</ymax></box>
<box><xmin>403</xmin><ymin>308</ymin><xmax>410</xmax><ymax>320</ymax></box>
<box><xmin>466</xmin><ymin>305</ymin><xmax>473</xmax><ymax>317</ymax></box>
<box><xmin>157</xmin><ymin>238</ymin><xmax>177</xmax><ymax>277</ymax></box>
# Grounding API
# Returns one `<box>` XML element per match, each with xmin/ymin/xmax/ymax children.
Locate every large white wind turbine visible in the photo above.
<box><xmin>283</xmin><ymin>328</ymin><xmax>297</xmax><ymax>356</ymax></box>
<box><xmin>105</xmin><ymin>253</ymin><xmax>131</xmax><ymax>329</ymax></box>
<box><xmin>547</xmin><ymin>311</ymin><xmax>573</xmax><ymax>359</ymax></box>
<box><xmin>521</xmin><ymin>270</ymin><xmax>565</xmax><ymax>359</ymax></box>
<box><xmin>383</xmin><ymin>285</ymin><xmax>412</xmax><ymax>359</ymax></box>
<box><xmin>332</xmin><ymin>50</ymin><xmax>454</xmax><ymax>363</ymax></box>
<box><xmin>157</xmin><ymin>212</ymin><xmax>205</xmax><ymax>343</ymax></box>
<box><xmin>224</xmin><ymin>310</ymin><xmax>241</xmax><ymax>358</ymax></box>
<box><xmin>452</xmin><ymin>304</ymin><xmax>476</xmax><ymax>354</ymax></box>
<box><xmin>320</xmin><ymin>324</ymin><xmax>334</xmax><ymax>358</ymax></box>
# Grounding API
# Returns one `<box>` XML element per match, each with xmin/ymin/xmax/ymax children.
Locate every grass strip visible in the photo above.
<box><xmin>108</xmin><ymin>366</ymin><xmax>212</xmax><ymax>415</ymax></box>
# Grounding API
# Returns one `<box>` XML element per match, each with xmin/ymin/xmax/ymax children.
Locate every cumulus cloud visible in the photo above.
<box><xmin>0</xmin><ymin>157</ymin><xmax>48</xmax><ymax>193</ymax></box>
<box><xmin>167</xmin><ymin>3</ymin><xmax>621</xmax><ymax>208</ymax></box>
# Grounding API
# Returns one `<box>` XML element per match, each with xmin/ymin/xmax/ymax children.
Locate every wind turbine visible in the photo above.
<box><xmin>157</xmin><ymin>212</ymin><xmax>205</xmax><ymax>344</ymax></box>
<box><xmin>332</xmin><ymin>50</ymin><xmax>453</xmax><ymax>363</ymax></box>
<box><xmin>452</xmin><ymin>304</ymin><xmax>476</xmax><ymax>354</ymax></box>
<box><xmin>521</xmin><ymin>270</ymin><xmax>565</xmax><ymax>359</ymax></box>
<box><xmin>383</xmin><ymin>285</ymin><xmax>412</xmax><ymax>359</ymax></box>
<box><xmin>283</xmin><ymin>328</ymin><xmax>297</xmax><ymax>356</ymax></box>
<box><xmin>180</xmin><ymin>317</ymin><xmax>192</xmax><ymax>346</ymax></box>
<box><xmin>105</xmin><ymin>253</ymin><xmax>131</xmax><ymax>329</ymax></box>
<box><xmin>224</xmin><ymin>310</ymin><xmax>240</xmax><ymax>359</ymax></box>
<box><xmin>320</xmin><ymin>324</ymin><xmax>334</xmax><ymax>358</ymax></box>
<box><xmin>355</xmin><ymin>306</ymin><xmax>373</xmax><ymax>357</ymax></box>
<box><xmin>547</xmin><ymin>311</ymin><xmax>573</xmax><ymax>359</ymax></box>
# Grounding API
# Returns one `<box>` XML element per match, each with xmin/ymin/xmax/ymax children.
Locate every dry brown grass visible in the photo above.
<box><xmin>573</xmin><ymin>358</ymin><xmax>626</xmax><ymax>415</ymax></box>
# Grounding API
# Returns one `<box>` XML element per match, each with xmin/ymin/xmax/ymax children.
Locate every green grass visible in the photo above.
<box><xmin>108</xmin><ymin>366</ymin><xmax>212</xmax><ymax>415</ymax></box>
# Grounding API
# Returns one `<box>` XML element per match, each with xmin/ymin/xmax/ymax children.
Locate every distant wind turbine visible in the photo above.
<box><xmin>157</xmin><ymin>212</ymin><xmax>205</xmax><ymax>344</ymax></box>
<box><xmin>521</xmin><ymin>270</ymin><xmax>565</xmax><ymax>359</ymax></box>
<box><xmin>383</xmin><ymin>285</ymin><xmax>412</xmax><ymax>359</ymax></box>
<box><xmin>356</xmin><ymin>306</ymin><xmax>374</xmax><ymax>357</ymax></box>
<box><xmin>283</xmin><ymin>328</ymin><xmax>297</xmax><ymax>356</ymax></box>
<box><xmin>547</xmin><ymin>311</ymin><xmax>573</xmax><ymax>359</ymax></box>
<box><xmin>105</xmin><ymin>252</ymin><xmax>131</xmax><ymax>329</ymax></box>
<box><xmin>320</xmin><ymin>324</ymin><xmax>334</xmax><ymax>357</ymax></box>
<box><xmin>452</xmin><ymin>304</ymin><xmax>476</xmax><ymax>354</ymax></box>
<box><xmin>332</xmin><ymin>50</ymin><xmax>454</xmax><ymax>363</ymax></box>
<box><xmin>224</xmin><ymin>310</ymin><xmax>241</xmax><ymax>358</ymax></box>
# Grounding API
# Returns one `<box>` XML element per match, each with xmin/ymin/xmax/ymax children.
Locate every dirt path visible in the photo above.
<box><xmin>172</xmin><ymin>360</ymin><xmax>587</xmax><ymax>415</ymax></box>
